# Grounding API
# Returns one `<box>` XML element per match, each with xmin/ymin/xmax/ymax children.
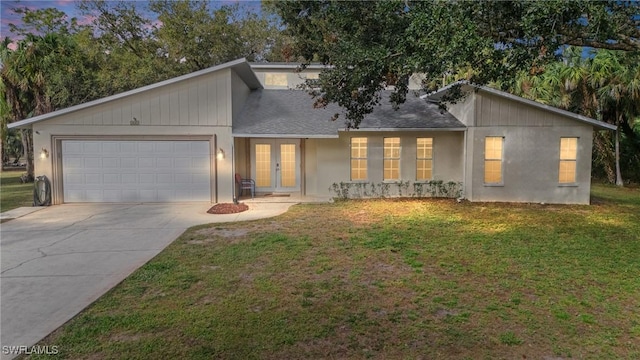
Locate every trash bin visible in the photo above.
<box><xmin>33</xmin><ymin>175</ymin><xmax>52</xmax><ymax>206</ymax></box>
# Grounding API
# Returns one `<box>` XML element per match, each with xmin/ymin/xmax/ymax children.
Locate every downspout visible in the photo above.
<box><xmin>232</xmin><ymin>142</ymin><xmax>238</xmax><ymax>204</ymax></box>
<box><xmin>462</xmin><ymin>128</ymin><xmax>467</xmax><ymax>201</ymax></box>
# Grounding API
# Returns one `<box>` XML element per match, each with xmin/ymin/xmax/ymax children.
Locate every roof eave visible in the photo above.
<box><xmin>249</xmin><ymin>63</ymin><xmax>327</xmax><ymax>70</ymax></box>
<box><xmin>339</xmin><ymin>127</ymin><xmax>467</xmax><ymax>132</ymax></box>
<box><xmin>232</xmin><ymin>133</ymin><xmax>339</xmax><ymax>139</ymax></box>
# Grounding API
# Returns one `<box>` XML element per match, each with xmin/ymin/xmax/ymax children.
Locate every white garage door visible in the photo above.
<box><xmin>62</xmin><ymin>140</ymin><xmax>211</xmax><ymax>202</ymax></box>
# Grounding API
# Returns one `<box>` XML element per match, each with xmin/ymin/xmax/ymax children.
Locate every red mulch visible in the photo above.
<box><xmin>207</xmin><ymin>203</ymin><xmax>249</xmax><ymax>214</ymax></box>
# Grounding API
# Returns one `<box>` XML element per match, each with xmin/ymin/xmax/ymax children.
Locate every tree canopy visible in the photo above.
<box><xmin>272</xmin><ymin>0</ymin><xmax>640</xmax><ymax>128</ymax></box>
<box><xmin>1</xmin><ymin>0</ymin><xmax>288</xmax><ymax>177</ymax></box>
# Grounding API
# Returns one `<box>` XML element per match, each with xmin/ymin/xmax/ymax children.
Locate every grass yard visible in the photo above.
<box><xmin>31</xmin><ymin>185</ymin><xmax>640</xmax><ymax>359</ymax></box>
<box><xmin>0</xmin><ymin>170</ymin><xmax>32</xmax><ymax>212</ymax></box>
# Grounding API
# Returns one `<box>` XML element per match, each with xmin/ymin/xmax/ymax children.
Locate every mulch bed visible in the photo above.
<box><xmin>207</xmin><ymin>203</ymin><xmax>249</xmax><ymax>214</ymax></box>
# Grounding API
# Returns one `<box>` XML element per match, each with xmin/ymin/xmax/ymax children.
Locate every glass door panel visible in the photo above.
<box><xmin>279</xmin><ymin>143</ymin><xmax>296</xmax><ymax>188</ymax></box>
<box><xmin>255</xmin><ymin>144</ymin><xmax>271</xmax><ymax>187</ymax></box>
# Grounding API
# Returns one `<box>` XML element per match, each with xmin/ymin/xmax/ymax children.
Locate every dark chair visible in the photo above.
<box><xmin>235</xmin><ymin>173</ymin><xmax>255</xmax><ymax>199</ymax></box>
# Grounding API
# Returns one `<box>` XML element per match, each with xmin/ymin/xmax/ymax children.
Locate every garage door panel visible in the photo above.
<box><xmin>157</xmin><ymin>158</ymin><xmax>173</xmax><ymax>168</ymax></box>
<box><xmin>102</xmin><ymin>158</ymin><xmax>120</xmax><ymax>167</ymax></box>
<box><xmin>102</xmin><ymin>142</ymin><xmax>119</xmax><ymax>153</ymax></box>
<box><xmin>62</xmin><ymin>140</ymin><xmax>211</xmax><ymax>203</ymax></box>
<box><xmin>120</xmin><ymin>142</ymin><xmax>136</xmax><ymax>153</ymax></box>
<box><xmin>139</xmin><ymin>157</ymin><xmax>156</xmax><ymax>168</ymax></box>
<box><xmin>63</xmin><ymin>142</ymin><xmax>82</xmax><ymax>154</ymax></box>
<box><xmin>84</xmin><ymin>158</ymin><xmax>102</xmax><ymax>168</ymax></box>
<box><xmin>103</xmin><ymin>174</ymin><xmax>121</xmax><ymax>184</ymax></box>
<box><xmin>137</xmin><ymin>142</ymin><xmax>155</xmax><ymax>153</ymax></box>
<box><xmin>83</xmin><ymin>142</ymin><xmax>101</xmax><ymax>153</ymax></box>
<box><xmin>121</xmin><ymin>158</ymin><xmax>137</xmax><ymax>168</ymax></box>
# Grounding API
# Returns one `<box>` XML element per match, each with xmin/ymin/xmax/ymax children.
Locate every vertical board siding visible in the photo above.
<box><xmin>198</xmin><ymin>82</ymin><xmax>208</xmax><ymax>126</ymax></box>
<box><xmin>477</xmin><ymin>93</ymin><xmax>576</xmax><ymax>127</ymax></box>
<box><xmin>46</xmin><ymin>71</ymin><xmax>231</xmax><ymax>127</ymax></box>
<box><xmin>188</xmin><ymin>86</ymin><xmax>198</xmax><ymax>125</ymax></box>
<box><xmin>179</xmin><ymin>87</ymin><xmax>189</xmax><ymax>125</ymax></box>
<box><xmin>149</xmin><ymin>96</ymin><xmax>160</xmax><ymax>124</ymax></box>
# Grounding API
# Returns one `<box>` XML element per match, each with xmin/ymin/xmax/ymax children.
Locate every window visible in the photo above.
<box><xmin>264</xmin><ymin>73</ymin><xmax>288</xmax><ymax>86</ymax></box>
<box><xmin>416</xmin><ymin>138</ymin><xmax>433</xmax><ymax>180</ymax></box>
<box><xmin>350</xmin><ymin>137</ymin><xmax>368</xmax><ymax>180</ymax></box>
<box><xmin>383</xmin><ymin>137</ymin><xmax>401</xmax><ymax>181</ymax></box>
<box><xmin>559</xmin><ymin>137</ymin><xmax>578</xmax><ymax>183</ymax></box>
<box><xmin>484</xmin><ymin>137</ymin><xmax>504</xmax><ymax>184</ymax></box>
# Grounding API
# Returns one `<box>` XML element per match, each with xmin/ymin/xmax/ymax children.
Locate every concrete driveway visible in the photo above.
<box><xmin>0</xmin><ymin>202</ymin><xmax>292</xmax><ymax>357</ymax></box>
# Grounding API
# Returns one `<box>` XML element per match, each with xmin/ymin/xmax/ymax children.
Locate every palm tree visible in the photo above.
<box><xmin>513</xmin><ymin>47</ymin><xmax>640</xmax><ymax>185</ymax></box>
<box><xmin>1</xmin><ymin>34</ymin><xmax>71</xmax><ymax>180</ymax></box>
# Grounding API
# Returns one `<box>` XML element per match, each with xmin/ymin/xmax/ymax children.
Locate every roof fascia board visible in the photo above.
<box><xmin>232</xmin><ymin>133</ymin><xmax>339</xmax><ymax>139</ymax></box>
<box><xmin>249</xmin><ymin>63</ymin><xmax>326</xmax><ymax>70</ymax></box>
<box><xmin>9</xmin><ymin>58</ymin><xmax>259</xmax><ymax>129</ymax></box>
<box><xmin>340</xmin><ymin>127</ymin><xmax>467</xmax><ymax>132</ymax></box>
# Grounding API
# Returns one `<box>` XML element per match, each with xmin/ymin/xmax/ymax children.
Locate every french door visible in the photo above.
<box><xmin>250</xmin><ymin>139</ymin><xmax>300</xmax><ymax>192</ymax></box>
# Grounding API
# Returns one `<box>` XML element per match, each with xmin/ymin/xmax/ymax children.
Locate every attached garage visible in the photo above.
<box><xmin>61</xmin><ymin>140</ymin><xmax>212</xmax><ymax>203</ymax></box>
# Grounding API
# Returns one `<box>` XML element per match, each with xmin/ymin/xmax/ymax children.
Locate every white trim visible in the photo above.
<box><xmin>233</xmin><ymin>133</ymin><xmax>338</xmax><ymax>139</ymax></box>
<box><xmin>249</xmin><ymin>63</ymin><xmax>326</xmax><ymax>70</ymax></box>
<box><xmin>9</xmin><ymin>58</ymin><xmax>262</xmax><ymax>129</ymax></box>
<box><xmin>339</xmin><ymin>127</ymin><xmax>467</xmax><ymax>132</ymax></box>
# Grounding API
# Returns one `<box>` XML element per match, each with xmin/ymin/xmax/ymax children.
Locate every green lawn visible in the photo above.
<box><xmin>28</xmin><ymin>185</ymin><xmax>640</xmax><ymax>359</ymax></box>
<box><xmin>0</xmin><ymin>170</ymin><xmax>32</xmax><ymax>212</ymax></box>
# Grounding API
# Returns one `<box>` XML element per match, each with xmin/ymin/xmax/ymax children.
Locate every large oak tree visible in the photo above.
<box><xmin>272</xmin><ymin>0</ymin><xmax>640</xmax><ymax>128</ymax></box>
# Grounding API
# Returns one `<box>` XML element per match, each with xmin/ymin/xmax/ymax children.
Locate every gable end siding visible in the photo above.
<box><xmin>476</xmin><ymin>92</ymin><xmax>580</xmax><ymax>127</ymax></box>
<box><xmin>45</xmin><ymin>69</ymin><xmax>232</xmax><ymax>127</ymax></box>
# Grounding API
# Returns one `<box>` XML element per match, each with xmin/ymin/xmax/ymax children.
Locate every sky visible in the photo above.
<box><xmin>0</xmin><ymin>0</ymin><xmax>260</xmax><ymax>45</ymax></box>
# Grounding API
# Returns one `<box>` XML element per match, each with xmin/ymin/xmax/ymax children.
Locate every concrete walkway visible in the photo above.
<box><xmin>0</xmin><ymin>202</ymin><xmax>293</xmax><ymax>358</ymax></box>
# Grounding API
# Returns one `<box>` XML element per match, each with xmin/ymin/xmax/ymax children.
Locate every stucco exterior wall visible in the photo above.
<box><xmin>464</xmin><ymin>92</ymin><xmax>594</xmax><ymax>204</ymax></box>
<box><xmin>307</xmin><ymin>131</ymin><xmax>464</xmax><ymax>197</ymax></box>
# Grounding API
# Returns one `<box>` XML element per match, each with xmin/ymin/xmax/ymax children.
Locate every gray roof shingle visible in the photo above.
<box><xmin>233</xmin><ymin>90</ymin><xmax>465</xmax><ymax>137</ymax></box>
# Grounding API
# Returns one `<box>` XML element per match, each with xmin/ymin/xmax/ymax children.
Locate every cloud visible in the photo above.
<box><xmin>77</xmin><ymin>14</ymin><xmax>97</xmax><ymax>26</ymax></box>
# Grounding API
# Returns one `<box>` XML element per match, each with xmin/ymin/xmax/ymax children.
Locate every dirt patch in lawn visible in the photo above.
<box><xmin>207</xmin><ymin>202</ymin><xmax>249</xmax><ymax>214</ymax></box>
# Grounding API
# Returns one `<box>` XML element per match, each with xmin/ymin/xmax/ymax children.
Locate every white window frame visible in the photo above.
<box><xmin>350</xmin><ymin>137</ymin><xmax>368</xmax><ymax>181</ymax></box>
<box><xmin>484</xmin><ymin>136</ymin><xmax>504</xmax><ymax>185</ymax></box>
<box><xmin>416</xmin><ymin>137</ymin><xmax>433</xmax><ymax>181</ymax></box>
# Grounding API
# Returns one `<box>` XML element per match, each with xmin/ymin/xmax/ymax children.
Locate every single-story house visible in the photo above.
<box><xmin>9</xmin><ymin>58</ymin><xmax>615</xmax><ymax>205</ymax></box>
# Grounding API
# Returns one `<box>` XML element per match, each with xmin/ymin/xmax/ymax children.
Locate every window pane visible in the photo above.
<box><xmin>351</xmin><ymin>159</ymin><xmax>367</xmax><ymax>180</ymax></box>
<box><xmin>484</xmin><ymin>137</ymin><xmax>503</xmax><ymax>183</ymax></box>
<box><xmin>416</xmin><ymin>159</ymin><xmax>432</xmax><ymax>180</ymax></box>
<box><xmin>485</xmin><ymin>137</ymin><xmax>503</xmax><ymax>160</ymax></box>
<box><xmin>384</xmin><ymin>137</ymin><xmax>400</xmax><ymax>158</ymax></box>
<box><xmin>255</xmin><ymin>144</ymin><xmax>271</xmax><ymax>187</ymax></box>
<box><xmin>484</xmin><ymin>160</ymin><xmax>502</xmax><ymax>183</ymax></box>
<box><xmin>383</xmin><ymin>138</ymin><xmax>400</xmax><ymax>181</ymax></box>
<box><xmin>560</xmin><ymin>137</ymin><xmax>577</xmax><ymax>160</ymax></box>
<box><xmin>559</xmin><ymin>160</ymin><xmax>576</xmax><ymax>183</ymax></box>
<box><xmin>351</xmin><ymin>137</ymin><xmax>367</xmax><ymax>158</ymax></box>
<box><xmin>264</xmin><ymin>73</ymin><xmax>288</xmax><ymax>86</ymax></box>
<box><xmin>384</xmin><ymin>159</ymin><xmax>399</xmax><ymax>180</ymax></box>
<box><xmin>280</xmin><ymin>144</ymin><xmax>296</xmax><ymax>187</ymax></box>
<box><xmin>417</xmin><ymin>138</ymin><xmax>433</xmax><ymax>180</ymax></box>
